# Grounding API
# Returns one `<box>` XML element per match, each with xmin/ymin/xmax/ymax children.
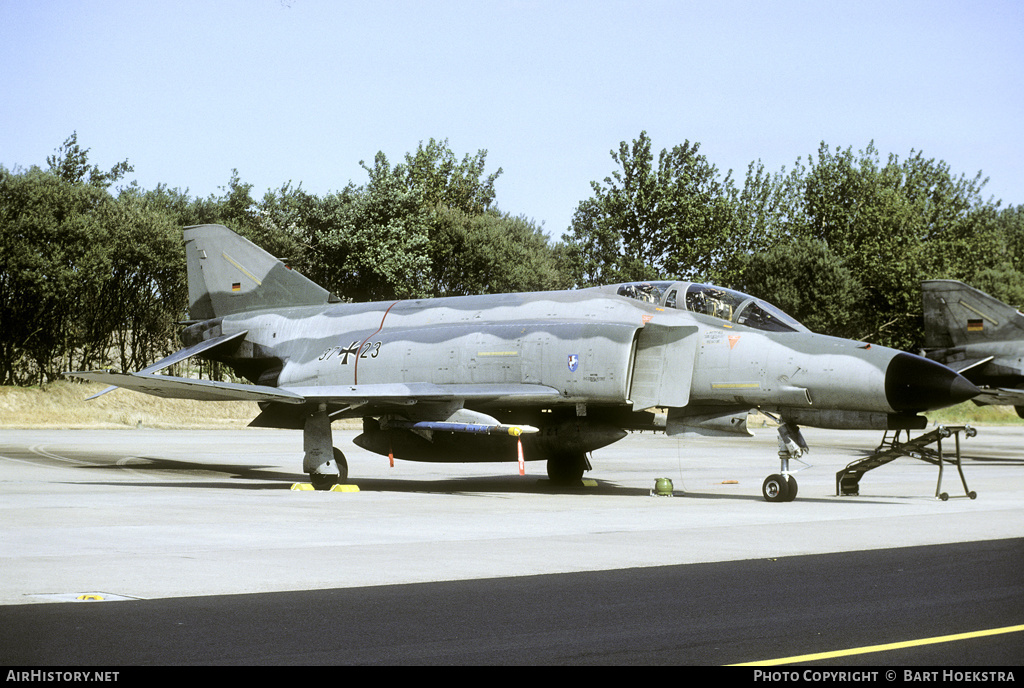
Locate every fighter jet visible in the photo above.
<box><xmin>922</xmin><ymin>279</ymin><xmax>1024</xmax><ymax>417</ymax></box>
<box><xmin>66</xmin><ymin>225</ymin><xmax>978</xmax><ymax>501</ymax></box>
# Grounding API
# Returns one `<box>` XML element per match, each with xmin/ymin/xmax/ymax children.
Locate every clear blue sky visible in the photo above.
<box><xmin>2</xmin><ymin>0</ymin><xmax>1021</xmax><ymax>237</ymax></box>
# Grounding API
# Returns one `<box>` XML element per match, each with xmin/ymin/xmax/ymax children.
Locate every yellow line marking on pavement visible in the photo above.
<box><xmin>729</xmin><ymin>624</ymin><xmax>1024</xmax><ymax>666</ymax></box>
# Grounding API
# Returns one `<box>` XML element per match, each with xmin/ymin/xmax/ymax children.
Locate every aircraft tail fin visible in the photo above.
<box><xmin>922</xmin><ymin>280</ymin><xmax>1024</xmax><ymax>349</ymax></box>
<box><xmin>184</xmin><ymin>224</ymin><xmax>336</xmax><ymax>319</ymax></box>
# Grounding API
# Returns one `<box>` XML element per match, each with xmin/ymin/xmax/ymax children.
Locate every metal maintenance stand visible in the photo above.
<box><xmin>836</xmin><ymin>425</ymin><xmax>978</xmax><ymax>500</ymax></box>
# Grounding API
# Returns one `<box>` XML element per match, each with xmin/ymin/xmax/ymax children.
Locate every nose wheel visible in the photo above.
<box><xmin>762</xmin><ymin>473</ymin><xmax>798</xmax><ymax>502</ymax></box>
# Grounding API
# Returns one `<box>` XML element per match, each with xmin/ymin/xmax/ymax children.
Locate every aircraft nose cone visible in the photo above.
<box><xmin>885</xmin><ymin>352</ymin><xmax>980</xmax><ymax>413</ymax></box>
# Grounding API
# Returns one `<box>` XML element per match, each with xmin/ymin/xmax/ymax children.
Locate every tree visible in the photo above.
<box><xmin>101</xmin><ymin>188</ymin><xmax>188</xmax><ymax>370</ymax></box>
<box><xmin>797</xmin><ymin>142</ymin><xmax>1003</xmax><ymax>348</ymax></box>
<box><xmin>0</xmin><ymin>164</ymin><xmax>114</xmax><ymax>383</ymax></box>
<box><xmin>427</xmin><ymin>206</ymin><xmax>564</xmax><ymax>296</ymax></box>
<box><xmin>725</xmin><ymin>158</ymin><xmax>809</xmax><ymax>277</ymax></box>
<box><xmin>397</xmin><ymin>138</ymin><xmax>502</xmax><ymax>215</ymax></box>
<box><xmin>46</xmin><ymin>132</ymin><xmax>132</xmax><ymax>189</ymax></box>
<box><xmin>734</xmin><ymin>237</ymin><xmax>865</xmax><ymax>337</ymax></box>
<box><xmin>299</xmin><ymin>153</ymin><xmax>431</xmax><ymax>301</ymax></box>
<box><xmin>562</xmin><ymin>131</ymin><xmax>736</xmax><ymax>286</ymax></box>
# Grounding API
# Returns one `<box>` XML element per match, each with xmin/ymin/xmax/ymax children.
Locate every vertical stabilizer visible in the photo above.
<box><xmin>922</xmin><ymin>280</ymin><xmax>1024</xmax><ymax>348</ymax></box>
<box><xmin>184</xmin><ymin>224</ymin><xmax>334</xmax><ymax>319</ymax></box>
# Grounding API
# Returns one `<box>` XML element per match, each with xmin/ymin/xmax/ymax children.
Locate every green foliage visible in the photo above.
<box><xmin>397</xmin><ymin>138</ymin><xmax>501</xmax><ymax>215</ymax></box>
<box><xmin>289</xmin><ymin>141</ymin><xmax>561</xmax><ymax>301</ymax></box>
<box><xmin>427</xmin><ymin>206</ymin><xmax>564</xmax><ymax>296</ymax></box>
<box><xmin>0</xmin><ymin>164</ymin><xmax>113</xmax><ymax>384</ymax></box>
<box><xmin>562</xmin><ymin>131</ymin><xmax>737</xmax><ymax>286</ymax></box>
<box><xmin>734</xmin><ymin>237</ymin><xmax>866</xmax><ymax>338</ymax></box>
<box><xmin>299</xmin><ymin>153</ymin><xmax>432</xmax><ymax>301</ymax></box>
<box><xmin>46</xmin><ymin>132</ymin><xmax>133</xmax><ymax>189</ymax></box>
<box><xmin>796</xmin><ymin>143</ymin><xmax>1002</xmax><ymax>347</ymax></box>
<box><xmin>568</xmin><ymin>133</ymin><xmax>1017</xmax><ymax>350</ymax></box>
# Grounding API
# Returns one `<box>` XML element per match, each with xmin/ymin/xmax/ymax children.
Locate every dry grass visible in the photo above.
<box><xmin>0</xmin><ymin>381</ymin><xmax>257</xmax><ymax>429</ymax></box>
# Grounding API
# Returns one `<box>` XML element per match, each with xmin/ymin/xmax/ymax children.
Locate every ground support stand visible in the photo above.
<box><xmin>835</xmin><ymin>425</ymin><xmax>978</xmax><ymax>500</ymax></box>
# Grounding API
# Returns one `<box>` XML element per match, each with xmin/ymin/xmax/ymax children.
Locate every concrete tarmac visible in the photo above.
<box><xmin>1</xmin><ymin>424</ymin><xmax>1022</xmax><ymax>605</ymax></box>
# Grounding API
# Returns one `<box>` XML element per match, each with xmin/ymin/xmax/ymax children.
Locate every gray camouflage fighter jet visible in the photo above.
<box><xmin>923</xmin><ymin>279</ymin><xmax>1024</xmax><ymax>417</ymax></box>
<box><xmin>66</xmin><ymin>225</ymin><xmax>978</xmax><ymax>501</ymax></box>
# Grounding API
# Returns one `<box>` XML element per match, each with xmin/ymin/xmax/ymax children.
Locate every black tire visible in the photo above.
<box><xmin>309</xmin><ymin>473</ymin><xmax>337</xmax><ymax>491</ymax></box>
<box><xmin>309</xmin><ymin>448</ymin><xmax>348</xmax><ymax>490</ymax></box>
<box><xmin>333</xmin><ymin>447</ymin><xmax>349</xmax><ymax>482</ymax></box>
<box><xmin>762</xmin><ymin>474</ymin><xmax>790</xmax><ymax>502</ymax></box>
<box><xmin>783</xmin><ymin>475</ymin><xmax>798</xmax><ymax>502</ymax></box>
<box><xmin>547</xmin><ymin>452</ymin><xmax>587</xmax><ymax>485</ymax></box>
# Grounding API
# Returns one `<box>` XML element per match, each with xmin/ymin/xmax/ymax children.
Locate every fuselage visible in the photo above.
<box><xmin>183</xmin><ymin>280</ymin><xmax>974</xmax><ymax>429</ymax></box>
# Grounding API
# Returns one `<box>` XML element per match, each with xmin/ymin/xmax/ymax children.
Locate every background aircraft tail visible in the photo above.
<box><xmin>922</xmin><ymin>279</ymin><xmax>1024</xmax><ymax>349</ymax></box>
<box><xmin>184</xmin><ymin>224</ymin><xmax>336</xmax><ymax>319</ymax></box>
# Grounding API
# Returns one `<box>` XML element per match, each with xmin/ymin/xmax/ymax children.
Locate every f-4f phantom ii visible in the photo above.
<box><xmin>923</xmin><ymin>279</ymin><xmax>1024</xmax><ymax>417</ymax></box>
<box><xmin>67</xmin><ymin>225</ymin><xmax>978</xmax><ymax>501</ymax></box>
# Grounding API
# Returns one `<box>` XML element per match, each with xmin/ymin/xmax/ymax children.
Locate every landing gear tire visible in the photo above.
<box><xmin>309</xmin><ymin>448</ymin><xmax>349</xmax><ymax>490</ymax></box>
<box><xmin>333</xmin><ymin>447</ymin><xmax>349</xmax><ymax>482</ymax></box>
<box><xmin>547</xmin><ymin>452</ymin><xmax>588</xmax><ymax>486</ymax></box>
<box><xmin>309</xmin><ymin>473</ymin><xmax>337</xmax><ymax>491</ymax></box>
<box><xmin>763</xmin><ymin>474</ymin><xmax>796</xmax><ymax>502</ymax></box>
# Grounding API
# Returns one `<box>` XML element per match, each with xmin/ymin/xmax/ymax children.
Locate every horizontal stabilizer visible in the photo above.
<box><xmin>65</xmin><ymin>371</ymin><xmax>306</xmax><ymax>404</ymax></box>
<box><xmin>80</xmin><ymin>331</ymin><xmax>249</xmax><ymax>400</ymax></box>
<box><xmin>946</xmin><ymin>356</ymin><xmax>995</xmax><ymax>374</ymax></box>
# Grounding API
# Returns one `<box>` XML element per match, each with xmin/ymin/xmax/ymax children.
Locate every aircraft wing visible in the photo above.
<box><xmin>65</xmin><ymin>371</ymin><xmax>306</xmax><ymax>404</ymax></box>
<box><xmin>68</xmin><ymin>369</ymin><xmax>561</xmax><ymax>409</ymax></box>
<box><xmin>971</xmin><ymin>387</ymin><xmax>1024</xmax><ymax>407</ymax></box>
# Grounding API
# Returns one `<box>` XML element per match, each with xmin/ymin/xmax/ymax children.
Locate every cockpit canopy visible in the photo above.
<box><xmin>615</xmin><ymin>281</ymin><xmax>808</xmax><ymax>333</ymax></box>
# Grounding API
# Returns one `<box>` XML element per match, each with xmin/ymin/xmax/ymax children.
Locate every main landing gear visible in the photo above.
<box><xmin>304</xmin><ymin>404</ymin><xmax>348</xmax><ymax>490</ymax></box>
<box><xmin>762</xmin><ymin>422</ymin><xmax>807</xmax><ymax>502</ymax></box>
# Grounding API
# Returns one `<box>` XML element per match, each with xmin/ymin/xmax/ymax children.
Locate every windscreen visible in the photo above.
<box><xmin>616</xmin><ymin>281</ymin><xmax>807</xmax><ymax>333</ymax></box>
<box><xmin>682</xmin><ymin>283</ymin><xmax>807</xmax><ymax>332</ymax></box>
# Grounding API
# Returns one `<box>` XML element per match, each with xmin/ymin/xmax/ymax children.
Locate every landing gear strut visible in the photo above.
<box><xmin>304</xmin><ymin>404</ymin><xmax>346</xmax><ymax>490</ymax></box>
<box><xmin>762</xmin><ymin>422</ymin><xmax>806</xmax><ymax>502</ymax></box>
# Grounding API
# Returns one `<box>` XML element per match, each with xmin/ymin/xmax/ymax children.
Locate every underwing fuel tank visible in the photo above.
<box><xmin>354</xmin><ymin>418</ymin><xmax>627</xmax><ymax>463</ymax></box>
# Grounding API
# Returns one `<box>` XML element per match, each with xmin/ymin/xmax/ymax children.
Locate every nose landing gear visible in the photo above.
<box><xmin>762</xmin><ymin>421</ymin><xmax>807</xmax><ymax>502</ymax></box>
